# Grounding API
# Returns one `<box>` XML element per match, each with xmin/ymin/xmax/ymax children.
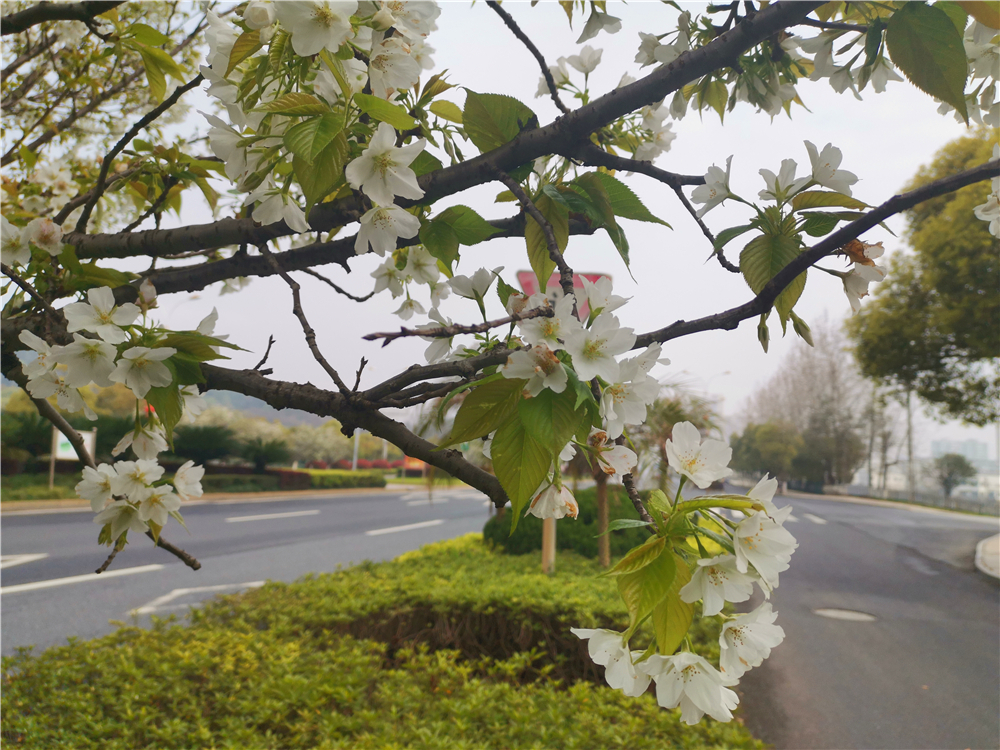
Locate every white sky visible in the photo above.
<box><xmin>142</xmin><ymin>2</ymin><xmax>996</xmax><ymax>460</ymax></box>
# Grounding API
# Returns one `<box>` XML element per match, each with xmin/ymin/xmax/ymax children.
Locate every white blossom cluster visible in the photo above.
<box><xmin>1</xmin><ymin>215</ymin><xmax>64</xmax><ymax>267</ymax></box>
<box><xmin>973</xmin><ymin>143</ymin><xmax>1000</xmax><ymax>238</ymax></box>
<box><xmin>574</xmin><ymin>422</ymin><xmax>795</xmax><ymax>725</ymax></box>
<box><xmin>14</xmin><ymin>284</ymin><xmax>212</xmax><ymax>545</ymax></box>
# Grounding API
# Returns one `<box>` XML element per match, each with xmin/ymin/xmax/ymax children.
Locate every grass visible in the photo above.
<box><xmin>1</xmin><ymin>473</ymin><xmax>79</xmax><ymax>501</ymax></box>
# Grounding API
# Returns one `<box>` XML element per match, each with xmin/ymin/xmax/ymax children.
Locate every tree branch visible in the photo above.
<box><xmin>363</xmin><ymin>305</ymin><xmax>554</xmax><ymax>345</ymax></box>
<box><xmin>1</xmin><ymin>1</ymin><xmax>124</xmax><ymax>36</ymax></box>
<box><xmin>299</xmin><ymin>267</ymin><xmax>375</xmax><ymax>303</ymax></box>
<box><xmin>622</xmin><ymin>471</ymin><xmax>653</xmax><ymax>525</ymax></box>
<box><xmin>486</xmin><ymin>0</ymin><xmax>570</xmax><ymax>115</ymax></box>
<box><xmin>669</xmin><ymin>184</ymin><xmax>741</xmax><ymax>273</ymax></box>
<box><xmin>1</xmin><ymin>262</ymin><xmax>60</xmax><ymax>321</ymax></box>
<box><xmin>569</xmin><ymin>143</ymin><xmax>705</xmax><ymax>188</ymax></box>
<box><xmin>797</xmin><ymin>18</ymin><xmax>867</xmax><ymax>32</ymax></box>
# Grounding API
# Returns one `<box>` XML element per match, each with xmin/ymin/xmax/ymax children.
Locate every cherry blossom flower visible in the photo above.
<box><xmin>204</xmin><ymin>10</ymin><xmax>238</xmax><ymax>71</ymax></box>
<box><xmin>173</xmin><ymin>460</ymin><xmax>205</xmax><ymax>501</ymax></box>
<box><xmin>580</xmin><ymin>277</ymin><xmax>627</xmax><ymax>316</ymax></box>
<box><xmin>113</xmin><ymin>424</ymin><xmax>168</xmax><ymax>461</ymax></box>
<box><xmin>181</xmin><ymin>385</ymin><xmax>207</xmax><ymax>420</ymax></box>
<box><xmin>595</xmin><ymin>443</ymin><xmax>637</xmax><ymax>477</ymax></box>
<box><xmin>393</xmin><ymin>296</ymin><xmax>426</xmax><ymax>320</ymax></box>
<box><xmin>866</xmin><ymin>57</ymin><xmax>903</xmax><ymax>94</ymax></box>
<box><xmin>664</xmin><ymin>421</ymin><xmax>733</xmax><ymax>489</ymax></box>
<box><xmin>527</xmin><ymin>484</ymin><xmax>579</xmax><ymax>520</ymax></box>
<box><xmin>563</xmin><ymin>313</ymin><xmax>636</xmax><ymax>383</ymax></box>
<box><xmin>518</xmin><ymin>294</ymin><xmax>579</xmax><ymax>351</ymax></box>
<box><xmin>314</xmin><ymin>59</ymin><xmax>368</xmax><ymax>102</ymax></box>
<box><xmin>635</xmin><ymin>122</ymin><xmax>676</xmax><ymax>162</ymax></box>
<box><xmin>377</xmin><ymin>1</ymin><xmax>440</xmax><ymax>39</ymax></box>
<box><xmin>600</xmin><ymin>360</ymin><xmax>660</xmax><ymax>440</ymax></box>
<box><xmin>94</xmin><ymin>500</ymin><xmax>148</xmax><ymax>539</ymax></box>
<box><xmin>371</xmin><ymin>256</ymin><xmax>406</xmax><ymax>296</ymax></box>
<box><xmin>803</xmin><ymin>141</ymin><xmax>858</xmax><ymax>196</ymax></box>
<box><xmin>76</xmin><ymin>463</ymin><xmax>119</xmax><ymax>512</ymax></box>
<box><xmin>842</xmin><ymin>267</ymin><xmax>873</xmax><ymax>313</ymax></box>
<box><xmin>570</xmin><ymin>628</ymin><xmax>650</xmax><ymax>697</ymax></box>
<box><xmin>18</xmin><ymin>330</ymin><xmax>56</xmax><ymax>379</ymax></box>
<box><xmin>566</xmin><ymin>45</ymin><xmax>602</xmax><ymax>75</ymax></box>
<box><xmin>638</xmin><ymin>652</ymin><xmax>739</xmax><ymax>724</ymax></box>
<box><xmin>679</xmin><ymin>554</ymin><xmax>756</xmax><ymax>616</ymax></box>
<box><xmin>135</xmin><ymin>484</ymin><xmax>182</xmax><ymax>526</ymax></box>
<box><xmin>719</xmin><ymin>602</ymin><xmax>784</xmax><ymax>678</ymax></box>
<box><xmin>691</xmin><ymin>156</ymin><xmax>733</xmax><ymax>217</ymax></box>
<box><xmin>418</xmin><ymin>308</ymin><xmax>453</xmax><ymax>363</ymax></box>
<box><xmin>758</xmin><ymin>159</ymin><xmax>810</xmax><ymax>203</ymax></box>
<box><xmin>1</xmin><ymin>216</ymin><xmax>30</xmax><ymax>266</ymax></box>
<box><xmin>734</xmin><ymin>510</ymin><xmax>798</xmax><ymax>588</ymax></box>
<box><xmin>138</xmin><ymin>279</ymin><xmax>157</xmax><ymax>309</ymax></box>
<box><xmin>368</xmin><ymin>34</ymin><xmax>422</xmax><ymax>99</ymax></box>
<box><xmin>111</xmin><ymin>459</ymin><xmax>165</xmax><ymax>498</ymax></box>
<box><xmin>535</xmin><ymin>57</ymin><xmax>570</xmax><ymax>97</ymax></box>
<box><xmin>346</xmin><ymin>123</ymin><xmax>426</xmax><ymax>207</ymax></box>
<box><xmin>973</xmin><ymin>149</ymin><xmax>1000</xmax><ymax>237</ymax></box>
<box><xmin>248</xmin><ymin>179</ymin><xmax>310</xmax><ymax>232</ymax></box>
<box><xmin>274</xmin><ymin>1</ymin><xmax>357</xmax><ymax>57</ymax></box>
<box><xmin>23</xmin><ymin>217</ymin><xmax>63</xmax><ymax>256</ymax></box>
<box><xmin>428</xmin><ymin>278</ymin><xmax>450</xmax><ymax>308</ymax></box>
<box><xmin>244</xmin><ymin>0</ymin><xmax>276</xmax><ymax>30</ymax></box>
<box><xmin>746</xmin><ymin>474</ymin><xmax>794</xmax><ymax>524</ymax></box>
<box><xmin>201</xmin><ymin>112</ymin><xmax>248</xmax><ymax>182</ymax></box>
<box><xmin>576</xmin><ymin>10</ymin><xmax>621</xmax><ymax>44</ymax></box>
<box><xmin>25</xmin><ymin>371</ymin><xmax>94</xmax><ymax>418</ymax></box>
<box><xmin>109</xmin><ymin>346</ymin><xmax>177</xmax><ymax>399</ymax></box>
<box><xmin>63</xmin><ymin>286</ymin><xmax>140</xmax><ymax>345</ymax></box>
<box><xmin>53</xmin><ymin>334</ymin><xmax>117</xmax><ymax>388</ymax></box>
<box><xmin>355</xmin><ymin>204</ymin><xmax>421</xmax><ymax>255</ymax></box>
<box><xmin>403</xmin><ymin>245</ymin><xmax>439</xmax><ymax>285</ymax></box>
<box><xmin>500</xmin><ymin>343</ymin><xmax>567</xmax><ymax>396</ymax></box>
<box><xmin>449</xmin><ymin>266</ymin><xmax>503</xmax><ymax>302</ymax></box>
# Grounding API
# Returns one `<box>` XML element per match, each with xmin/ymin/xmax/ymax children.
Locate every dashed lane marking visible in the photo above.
<box><xmin>804</xmin><ymin>513</ymin><xmax>828</xmax><ymax>525</ymax></box>
<box><xmin>0</xmin><ymin>553</ymin><xmax>50</xmax><ymax>569</ymax></box>
<box><xmin>225</xmin><ymin>509</ymin><xmax>320</xmax><ymax>523</ymax></box>
<box><xmin>131</xmin><ymin>581</ymin><xmax>266</xmax><ymax>615</ymax></box>
<box><xmin>0</xmin><ymin>564</ymin><xmax>164</xmax><ymax>595</ymax></box>
<box><xmin>366</xmin><ymin>519</ymin><xmax>444</xmax><ymax>536</ymax></box>
<box><xmin>406</xmin><ymin>498</ymin><xmax>450</xmax><ymax>506</ymax></box>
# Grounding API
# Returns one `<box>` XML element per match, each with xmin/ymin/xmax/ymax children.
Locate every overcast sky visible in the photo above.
<box><xmin>142</xmin><ymin>2</ymin><xmax>996</xmax><ymax>459</ymax></box>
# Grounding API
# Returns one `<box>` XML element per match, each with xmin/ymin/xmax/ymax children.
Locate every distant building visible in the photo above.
<box><xmin>930</xmin><ymin>439</ymin><xmax>997</xmax><ymax>474</ymax></box>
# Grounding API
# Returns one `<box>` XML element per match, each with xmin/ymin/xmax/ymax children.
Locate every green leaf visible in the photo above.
<box><xmin>68</xmin><ymin>263</ymin><xmax>134</xmax><ymax>291</ymax></box>
<box><xmin>294</xmin><ymin>130</ymin><xmax>348</xmax><ymax>211</ymax></box>
<box><xmin>862</xmin><ymin>17</ymin><xmax>886</xmax><ymax>69</ymax></box>
<box><xmin>800</xmin><ymin>211</ymin><xmax>842</xmax><ymax>237</ymax></box>
<box><xmin>595</xmin><ymin>518</ymin><xmax>654</xmax><ymax>537</ymax></box>
<box><xmin>565</xmin><ymin>367</ymin><xmax>596</xmax><ymax>413</ymax></box>
<box><xmin>226</xmin><ymin>30</ymin><xmax>262</xmax><ymax>78</ymax></box>
<box><xmin>517</xmin><ymin>388</ymin><xmax>586</xmax><ymax>456</ymax></box>
<box><xmin>157</xmin><ymin>333</ymin><xmax>230</xmax><ymax>362</ymax></box>
<box><xmin>573</xmin><ymin>173</ymin><xmax>630</xmax><ymax>268</ymax></box>
<box><xmin>491</xmin><ymin>413</ymin><xmax>552</xmax><ymax>532</ymax></box>
<box><xmin>353</xmin><ymin>93</ymin><xmax>418</xmax><ymax>130</ymax></box>
<box><xmin>692</xmin><ymin>523</ymin><xmax>736</xmax><ymax>555</ymax></box>
<box><xmin>134</xmin><ymin>44</ymin><xmax>166</xmax><ymax>102</ymax></box>
<box><xmin>713</xmin><ymin>223</ymin><xmax>755</xmax><ymax>251</ymax></box>
<box><xmin>419</xmin><ymin>220</ymin><xmax>460</xmax><ymax>274</ymax></box>
<box><xmin>604</xmin><ymin>535</ymin><xmax>666</xmax><ymax>577</ymax></box>
<box><xmin>592</xmin><ymin>172</ymin><xmax>670</xmax><ymax>226</ymax></box>
<box><xmin>145</xmin><ymin>385</ymin><xmax>183</xmax><ymax>449</ymax></box>
<box><xmin>646</xmin><ymin>489</ymin><xmax>672</xmax><ymax>517</ymax></box>
<box><xmin>284</xmin><ymin>114</ymin><xmax>345</xmax><ymax>164</ymax></box>
<box><xmin>525</xmin><ymin>192</ymin><xmax>568</xmax><ymax>291</ymax></box>
<box><xmin>740</xmin><ymin>231</ymin><xmax>807</xmax><ymax>330</ymax></box>
<box><xmin>439</xmin><ymin>377</ymin><xmax>525</xmax><ymax>448</ymax></box>
<box><xmin>542</xmin><ymin>184</ymin><xmax>603</xmax><ymax>226</ymax></box>
<box><xmin>268</xmin><ymin>29</ymin><xmax>288</xmax><ymax>69</ymax></box>
<box><xmin>169</xmin><ymin>354</ymin><xmax>205</xmax><ymax>386</ymax></box>
<box><xmin>791</xmin><ymin>190</ymin><xmax>869</xmax><ymax>212</ymax></box>
<box><xmin>673</xmin><ymin>496</ymin><xmax>758</xmax><ymax>516</ymax></box>
<box><xmin>429</xmin><ymin>100</ymin><xmax>463</xmax><ymax>124</ymax></box>
<box><xmin>462</xmin><ymin>90</ymin><xmax>536</xmax><ymax>154</ymax></box>
<box><xmin>496</xmin><ymin>276</ymin><xmax>517</xmax><ymax>307</ymax></box>
<box><xmin>128</xmin><ymin>22</ymin><xmax>170</xmax><ymax>47</ymax></box>
<box><xmin>618</xmin><ymin>545</ymin><xmax>676</xmax><ymax>634</ymax></box>
<box><xmin>699</xmin><ymin>78</ymin><xmax>728</xmax><ymax>122</ymax></box>
<box><xmin>885</xmin><ymin>2</ymin><xmax>969</xmax><ymax>122</ymax></box>
<box><xmin>18</xmin><ymin>146</ymin><xmax>37</xmax><ymax>171</ymax></box>
<box><xmin>411</xmin><ymin>150</ymin><xmax>443</xmax><ymax>178</ymax></box>
<box><xmin>434</xmin><ymin>205</ymin><xmax>500</xmax><ymax>245</ymax></box>
<box><xmin>257</xmin><ymin>92</ymin><xmax>330</xmax><ymax>116</ymax></box>
<box><xmin>651</xmin><ymin>556</ymin><xmax>694</xmax><ymax>655</ymax></box>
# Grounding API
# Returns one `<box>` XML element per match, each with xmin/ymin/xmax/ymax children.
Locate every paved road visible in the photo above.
<box><xmin>736</xmin><ymin>493</ymin><xmax>999</xmax><ymax>750</ymax></box>
<box><xmin>1</xmin><ymin>486</ymin><xmax>492</xmax><ymax>655</ymax></box>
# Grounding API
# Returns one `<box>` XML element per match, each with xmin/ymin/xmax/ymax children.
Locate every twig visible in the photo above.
<box><xmin>253</xmin><ymin>335</ymin><xmax>275</xmax><ymax>370</ymax></box>
<box><xmin>1</xmin><ymin>262</ymin><xmax>61</xmax><ymax>321</ymax></box>
<box><xmin>300</xmin><ymin>267</ymin><xmax>375</xmax><ymax>302</ymax></box>
<box><xmin>76</xmin><ymin>73</ymin><xmax>204</xmax><ymax>232</ymax></box>
<box><xmin>570</xmin><ymin>143</ymin><xmax>705</xmax><ymax>188</ymax></box>
<box><xmin>53</xmin><ymin>164</ymin><xmax>144</xmax><ymax>225</ymax></box>
<box><xmin>95</xmin><ymin>546</ymin><xmax>120</xmax><ymax>574</ymax></box>
<box><xmin>363</xmin><ymin>305</ymin><xmax>554</xmax><ymax>344</ymax></box>
<box><xmin>622</xmin><ymin>471</ymin><xmax>654</xmax><ymax>525</ymax></box>
<box><xmin>486</xmin><ymin>0</ymin><xmax>570</xmax><ymax>116</ymax></box>
<box><xmin>494</xmin><ymin>167</ymin><xmax>576</xmax><ymax>304</ymax></box>
<box><xmin>118</xmin><ymin>175</ymin><xmax>179</xmax><ymax>233</ymax></box>
<box><xmin>668</xmin><ymin>185</ymin><xmax>741</xmax><ymax>273</ymax></box>
<box><xmin>257</xmin><ymin>243</ymin><xmax>352</xmax><ymax>395</ymax></box>
<box><xmin>798</xmin><ymin>18</ymin><xmax>867</xmax><ymax>32</ymax></box>
<box><xmin>353</xmin><ymin>357</ymin><xmax>368</xmax><ymax>391</ymax></box>
<box><xmin>1</xmin><ymin>1</ymin><xmax>125</xmax><ymax>36</ymax></box>
<box><xmin>1</xmin><ymin>32</ymin><xmax>56</xmax><ymax>81</ymax></box>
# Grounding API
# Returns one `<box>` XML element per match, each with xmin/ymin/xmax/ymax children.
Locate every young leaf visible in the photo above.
<box><xmin>885</xmin><ymin>2</ymin><xmax>969</xmax><ymax>123</ymax></box>
<box><xmin>673</xmin><ymin>495</ymin><xmax>758</xmax><ymax>516</ymax></box>
<box><xmin>419</xmin><ymin>220</ymin><xmax>460</xmax><ymax>273</ymax></box>
<box><xmin>294</xmin><ymin>130</ymin><xmax>349</xmax><ymax>211</ymax></box>
<box><xmin>800</xmin><ymin>212</ymin><xmax>842</xmax><ymax>237</ymax></box>
<box><xmin>462</xmin><ymin>90</ymin><xmax>537</xmax><ymax>154</ymax></box>
<box><xmin>144</xmin><ymin>385</ymin><xmax>183</xmax><ymax>449</ymax></box>
<box><xmin>646</xmin><ymin>489</ymin><xmax>672</xmax><ymax>517</ymax></box>
<box><xmin>740</xmin><ymin>232</ymin><xmax>807</xmax><ymax>330</ymax></box>
<box><xmin>128</xmin><ymin>22</ymin><xmax>170</xmax><ymax>47</ymax></box>
<box><xmin>284</xmin><ymin>114</ymin><xmax>345</xmax><ymax>164</ymax></box>
<box><xmin>595</xmin><ymin>518</ymin><xmax>654</xmax><ymax>537</ymax></box>
<box><xmin>517</xmin><ymin>388</ymin><xmax>587</xmax><ymax>456</ymax></box>
<box><xmin>257</xmin><ymin>92</ymin><xmax>330</xmax><ymax>116</ymax></box>
<box><xmin>439</xmin><ymin>377</ymin><xmax>525</xmax><ymax>448</ymax></box>
<box><xmin>651</xmin><ymin>555</ymin><xmax>694</xmax><ymax>655</ymax></box>
<box><xmin>491</xmin><ymin>413</ymin><xmax>552</xmax><ymax>532</ymax></box>
<box><xmin>226</xmin><ymin>30</ymin><xmax>263</xmax><ymax>78</ymax></box>
<box><xmin>699</xmin><ymin>78</ymin><xmax>728</xmax><ymax>122</ymax></box>
<box><xmin>496</xmin><ymin>276</ymin><xmax>517</xmax><ymax>307</ymax></box>
<box><xmin>573</xmin><ymin>173</ymin><xmax>631</xmax><ymax>268</ymax></box>
<box><xmin>617</xmin><ymin>545</ymin><xmax>676</xmax><ymax>633</ymax></box>
<box><xmin>434</xmin><ymin>205</ymin><xmax>501</xmax><ymax>245</ymax></box>
<box><xmin>429</xmin><ymin>100</ymin><xmax>463</xmax><ymax>124</ymax></box>
<box><xmin>592</xmin><ymin>171</ymin><xmax>670</xmax><ymax>226</ymax></box>
<box><xmin>603</xmin><ymin>535</ymin><xmax>666</xmax><ymax>577</ymax></box>
<box><xmin>169</xmin><ymin>354</ymin><xmax>206</xmax><ymax>386</ymax></box>
<box><xmin>157</xmin><ymin>332</ymin><xmax>230</xmax><ymax>361</ymax></box>
<box><xmin>353</xmin><ymin>93</ymin><xmax>419</xmax><ymax>130</ymax></box>
<box><xmin>525</xmin><ymin>193</ymin><xmax>568</xmax><ymax>291</ymax></box>
<box><xmin>713</xmin><ymin>223</ymin><xmax>756</xmax><ymax>252</ymax></box>
<box><xmin>955</xmin><ymin>0</ymin><xmax>999</xmax><ymax>28</ymax></box>
<box><xmin>791</xmin><ymin>190</ymin><xmax>869</xmax><ymax>212</ymax></box>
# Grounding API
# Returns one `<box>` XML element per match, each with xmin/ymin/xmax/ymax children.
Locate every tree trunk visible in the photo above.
<box><xmin>596</xmin><ymin>472</ymin><xmax>610</xmax><ymax>568</ymax></box>
<box><xmin>906</xmin><ymin>388</ymin><xmax>916</xmax><ymax>503</ymax></box>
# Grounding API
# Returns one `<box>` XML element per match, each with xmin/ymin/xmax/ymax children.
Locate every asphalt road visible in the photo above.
<box><xmin>735</xmin><ymin>493</ymin><xmax>999</xmax><ymax>750</ymax></box>
<box><xmin>1</xmin><ymin>485</ymin><xmax>492</xmax><ymax>655</ymax></box>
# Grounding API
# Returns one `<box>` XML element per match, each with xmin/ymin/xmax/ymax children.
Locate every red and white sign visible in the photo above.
<box><xmin>515</xmin><ymin>271</ymin><xmax>609</xmax><ymax>319</ymax></box>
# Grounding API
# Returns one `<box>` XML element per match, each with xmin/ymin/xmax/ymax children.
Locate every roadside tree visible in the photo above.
<box><xmin>933</xmin><ymin>452</ymin><xmax>978</xmax><ymax>499</ymax></box>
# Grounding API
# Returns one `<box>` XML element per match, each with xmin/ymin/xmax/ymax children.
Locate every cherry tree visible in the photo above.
<box><xmin>2</xmin><ymin>0</ymin><xmax>998</xmax><ymax>724</ymax></box>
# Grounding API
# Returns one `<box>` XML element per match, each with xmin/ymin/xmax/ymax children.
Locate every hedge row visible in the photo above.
<box><xmin>1</xmin><ymin>536</ymin><xmax>759</xmax><ymax>750</ymax></box>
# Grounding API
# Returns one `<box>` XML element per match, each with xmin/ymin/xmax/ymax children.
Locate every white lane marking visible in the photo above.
<box><xmin>804</xmin><ymin>513</ymin><xmax>828</xmax><ymax>525</ymax></box>
<box><xmin>813</xmin><ymin>608</ymin><xmax>877</xmax><ymax>622</ymax></box>
<box><xmin>2</xmin><ymin>507</ymin><xmax>93</xmax><ymax>516</ymax></box>
<box><xmin>0</xmin><ymin>564</ymin><xmax>164</xmax><ymax>595</ymax></box>
<box><xmin>225</xmin><ymin>509</ymin><xmax>320</xmax><ymax>523</ymax></box>
<box><xmin>406</xmin><ymin>498</ymin><xmax>450</xmax><ymax>506</ymax></box>
<box><xmin>132</xmin><ymin>581</ymin><xmax>265</xmax><ymax>615</ymax></box>
<box><xmin>0</xmin><ymin>553</ymin><xmax>50</xmax><ymax>569</ymax></box>
<box><xmin>366</xmin><ymin>519</ymin><xmax>444</xmax><ymax>536</ymax></box>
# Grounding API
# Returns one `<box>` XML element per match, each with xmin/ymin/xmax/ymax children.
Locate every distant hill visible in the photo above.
<box><xmin>201</xmin><ymin>390</ymin><xmax>330</xmax><ymax>427</ymax></box>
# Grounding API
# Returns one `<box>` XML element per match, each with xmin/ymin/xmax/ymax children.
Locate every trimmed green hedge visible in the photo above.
<box><xmin>2</xmin><ymin>536</ymin><xmax>756</xmax><ymax>750</ymax></box>
<box><xmin>200</xmin><ymin>473</ymin><xmax>280</xmax><ymax>493</ymax></box>
<box><xmin>304</xmin><ymin>468</ymin><xmax>387</xmax><ymax>489</ymax></box>
<box><xmin>483</xmin><ymin>485</ymin><xmax>652</xmax><ymax>558</ymax></box>
<box><xmin>0</xmin><ymin>473</ymin><xmax>79</xmax><ymax>501</ymax></box>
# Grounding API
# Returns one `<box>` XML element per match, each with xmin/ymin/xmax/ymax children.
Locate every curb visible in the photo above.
<box><xmin>777</xmin><ymin>488</ymin><xmax>999</xmax><ymax>521</ymax></box>
<box><xmin>975</xmin><ymin>534</ymin><xmax>1000</xmax><ymax>579</ymax></box>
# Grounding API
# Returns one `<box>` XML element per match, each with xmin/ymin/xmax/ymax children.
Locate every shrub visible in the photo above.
<box><xmin>391</xmin><ymin>459</ymin><xmax>405</xmax><ymax>468</ymax></box>
<box><xmin>306</xmin><ymin>459</ymin><xmax>328</xmax><ymax>469</ymax></box>
<box><xmin>371</xmin><ymin>458</ymin><xmax>391</xmax><ymax>469</ymax></box>
<box><xmin>483</xmin><ymin>486</ymin><xmax>651</xmax><ymax>558</ymax></box>
<box><xmin>355</xmin><ymin>458</ymin><xmax>372</xmax><ymax>469</ymax></box>
<box><xmin>172</xmin><ymin>424</ymin><xmax>238</xmax><ymax>464</ymax></box>
<box><xmin>200</xmin><ymin>474</ymin><xmax>280</xmax><ymax>493</ymax></box>
<box><xmin>240</xmin><ymin>437</ymin><xmax>291</xmax><ymax>473</ymax></box>
<box><xmin>335</xmin><ymin>459</ymin><xmax>352</xmax><ymax>470</ymax></box>
<box><xmin>304</xmin><ymin>469</ymin><xmax>386</xmax><ymax>489</ymax></box>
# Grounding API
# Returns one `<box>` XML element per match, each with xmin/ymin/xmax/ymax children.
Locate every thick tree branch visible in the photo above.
<box><xmin>634</xmin><ymin>160</ymin><xmax>1000</xmax><ymax>348</ymax></box>
<box><xmin>486</xmin><ymin>0</ymin><xmax>570</xmax><ymax>115</ymax></box>
<box><xmin>64</xmin><ymin>1</ymin><xmax>824</xmax><ymax>259</ymax></box>
<box><xmin>622</xmin><ymin>472</ymin><xmax>653</xmax><ymax>525</ymax></box>
<box><xmin>1</xmin><ymin>1</ymin><xmax>124</xmax><ymax>36</ymax></box>
<box><xmin>364</xmin><ymin>305</ymin><xmax>554</xmax><ymax>345</ymax></box>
